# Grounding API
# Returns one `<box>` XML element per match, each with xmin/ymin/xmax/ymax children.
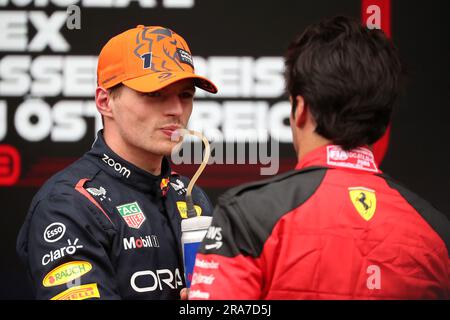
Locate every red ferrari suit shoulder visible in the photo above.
<box><xmin>190</xmin><ymin>145</ymin><xmax>450</xmax><ymax>300</ymax></box>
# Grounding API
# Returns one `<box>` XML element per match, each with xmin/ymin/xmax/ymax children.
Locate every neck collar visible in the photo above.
<box><xmin>296</xmin><ymin>144</ymin><xmax>381</xmax><ymax>174</ymax></box>
<box><xmin>86</xmin><ymin>131</ymin><xmax>171</xmax><ymax>194</ymax></box>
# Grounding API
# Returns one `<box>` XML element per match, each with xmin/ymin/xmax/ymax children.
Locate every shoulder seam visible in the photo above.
<box><xmin>379</xmin><ymin>173</ymin><xmax>450</xmax><ymax>257</ymax></box>
<box><xmin>220</xmin><ymin>166</ymin><xmax>328</xmax><ymax>202</ymax></box>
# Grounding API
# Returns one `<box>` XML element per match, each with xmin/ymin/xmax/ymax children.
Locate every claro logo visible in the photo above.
<box><xmin>102</xmin><ymin>154</ymin><xmax>130</xmax><ymax>178</ymax></box>
<box><xmin>131</xmin><ymin>268</ymin><xmax>183</xmax><ymax>293</ymax></box>
<box><xmin>42</xmin><ymin>238</ymin><xmax>83</xmax><ymax>266</ymax></box>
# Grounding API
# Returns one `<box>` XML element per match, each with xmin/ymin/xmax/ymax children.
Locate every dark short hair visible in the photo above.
<box><xmin>100</xmin><ymin>83</ymin><xmax>123</xmax><ymax>126</ymax></box>
<box><xmin>285</xmin><ymin>16</ymin><xmax>404</xmax><ymax>150</ymax></box>
<box><xmin>108</xmin><ymin>83</ymin><xmax>123</xmax><ymax>99</ymax></box>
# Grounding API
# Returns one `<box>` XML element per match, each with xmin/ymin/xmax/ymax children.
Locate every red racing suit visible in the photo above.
<box><xmin>189</xmin><ymin>145</ymin><xmax>450</xmax><ymax>299</ymax></box>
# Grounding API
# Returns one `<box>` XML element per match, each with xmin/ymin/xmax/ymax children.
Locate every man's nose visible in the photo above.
<box><xmin>164</xmin><ymin>95</ymin><xmax>184</xmax><ymax>116</ymax></box>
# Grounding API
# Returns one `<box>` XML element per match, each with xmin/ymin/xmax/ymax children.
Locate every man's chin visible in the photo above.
<box><xmin>148</xmin><ymin>141</ymin><xmax>179</xmax><ymax>157</ymax></box>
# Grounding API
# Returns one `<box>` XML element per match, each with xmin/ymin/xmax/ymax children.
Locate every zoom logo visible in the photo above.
<box><xmin>0</xmin><ymin>145</ymin><xmax>21</xmax><ymax>186</ymax></box>
<box><xmin>102</xmin><ymin>154</ymin><xmax>131</xmax><ymax>178</ymax></box>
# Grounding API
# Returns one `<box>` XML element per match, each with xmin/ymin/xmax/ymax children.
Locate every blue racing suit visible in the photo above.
<box><xmin>16</xmin><ymin>131</ymin><xmax>213</xmax><ymax>300</ymax></box>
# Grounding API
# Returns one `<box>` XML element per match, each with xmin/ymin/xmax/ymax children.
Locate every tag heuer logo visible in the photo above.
<box><xmin>116</xmin><ymin>202</ymin><xmax>146</xmax><ymax>229</ymax></box>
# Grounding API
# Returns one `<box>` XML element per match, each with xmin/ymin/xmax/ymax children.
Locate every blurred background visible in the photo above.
<box><xmin>1</xmin><ymin>0</ymin><xmax>449</xmax><ymax>299</ymax></box>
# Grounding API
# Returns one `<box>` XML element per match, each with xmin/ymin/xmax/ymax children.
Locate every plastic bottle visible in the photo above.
<box><xmin>181</xmin><ymin>216</ymin><xmax>212</xmax><ymax>288</ymax></box>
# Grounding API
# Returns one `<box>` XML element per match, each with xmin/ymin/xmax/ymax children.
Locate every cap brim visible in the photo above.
<box><xmin>122</xmin><ymin>72</ymin><xmax>218</xmax><ymax>94</ymax></box>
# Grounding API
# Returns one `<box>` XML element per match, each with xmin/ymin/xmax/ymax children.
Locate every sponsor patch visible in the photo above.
<box><xmin>86</xmin><ymin>186</ymin><xmax>111</xmax><ymax>202</ymax></box>
<box><xmin>204</xmin><ymin>226</ymin><xmax>223</xmax><ymax>250</ymax></box>
<box><xmin>176</xmin><ymin>48</ymin><xmax>194</xmax><ymax>68</ymax></box>
<box><xmin>189</xmin><ymin>289</ymin><xmax>210</xmax><ymax>299</ymax></box>
<box><xmin>43</xmin><ymin>261</ymin><xmax>92</xmax><ymax>287</ymax></box>
<box><xmin>176</xmin><ymin>201</ymin><xmax>202</xmax><ymax>219</ymax></box>
<box><xmin>116</xmin><ymin>201</ymin><xmax>146</xmax><ymax>229</ymax></box>
<box><xmin>327</xmin><ymin>145</ymin><xmax>379</xmax><ymax>172</ymax></box>
<box><xmin>170</xmin><ymin>179</ymin><xmax>187</xmax><ymax>195</ymax></box>
<box><xmin>348</xmin><ymin>187</ymin><xmax>377</xmax><ymax>221</ymax></box>
<box><xmin>41</xmin><ymin>238</ymin><xmax>83</xmax><ymax>266</ymax></box>
<box><xmin>102</xmin><ymin>153</ymin><xmax>131</xmax><ymax>178</ymax></box>
<box><xmin>123</xmin><ymin>235</ymin><xmax>160</xmax><ymax>250</ymax></box>
<box><xmin>50</xmin><ymin>283</ymin><xmax>100</xmax><ymax>300</ymax></box>
<box><xmin>131</xmin><ymin>268</ymin><xmax>183</xmax><ymax>293</ymax></box>
<box><xmin>191</xmin><ymin>272</ymin><xmax>215</xmax><ymax>286</ymax></box>
<box><xmin>195</xmin><ymin>259</ymin><xmax>219</xmax><ymax>270</ymax></box>
<box><xmin>160</xmin><ymin>178</ymin><xmax>170</xmax><ymax>196</ymax></box>
<box><xmin>43</xmin><ymin>222</ymin><xmax>66</xmax><ymax>243</ymax></box>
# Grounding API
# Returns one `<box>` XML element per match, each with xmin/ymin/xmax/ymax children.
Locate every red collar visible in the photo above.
<box><xmin>295</xmin><ymin>145</ymin><xmax>381</xmax><ymax>174</ymax></box>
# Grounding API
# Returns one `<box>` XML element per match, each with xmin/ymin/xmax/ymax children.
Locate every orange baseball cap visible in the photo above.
<box><xmin>97</xmin><ymin>25</ymin><xmax>217</xmax><ymax>94</ymax></box>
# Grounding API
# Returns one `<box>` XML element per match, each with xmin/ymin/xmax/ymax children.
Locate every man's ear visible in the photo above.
<box><xmin>293</xmin><ymin>95</ymin><xmax>307</xmax><ymax>128</ymax></box>
<box><xmin>95</xmin><ymin>87</ymin><xmax>113</xmax><ymax>119</ymax></box>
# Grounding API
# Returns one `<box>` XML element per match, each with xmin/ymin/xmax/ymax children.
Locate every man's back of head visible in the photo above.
<box><xmin>285</xmin><ymin>16</ymin><xmax>405</xmax><ymax>151</ymax></box>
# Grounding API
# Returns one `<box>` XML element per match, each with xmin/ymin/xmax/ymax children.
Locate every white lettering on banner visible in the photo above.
<box><xmin>0</xmin><ymin>55</ymin><xmax>97</xmax><ymax>97</ymax></box>
<box><xmin>1</xmin><ymin>56</ymin><xmax>280</xmax><ymax>97</ymax></box>
<box><xmin>0</xmin><ymin>11</ymin><xmax>27</xmax><ymax>51</ymax></box>
<box><xmin>224</xmin><ymin>101</ymin><xmax>268</xmax><ymax>142</ymax></box>
<box><xmin>28</xmin><ymin>11</ymin><xmax>69</xmax><ymax>51</ymax></box>
<box><xmin>4</xmin><ymin>98</ymin><xmax>289</xmax><ymax>144</ymax></box>
<box><xmin>0</xmin><ymin>11</ymin><xmax>70</xmax><ymax>52</ymax></box>
<box><xmin>31</xmin><ymin>56</ymin><xmax>64</xmax><ymax>96</ymax></box>
<box><xmin>0</xmin><ymin>55</ymin><xmax>282</xmax><ymax>100</ymax></box>
<box><xmin>14</xmin><ymin>99</ymin><xmax>52</xmax><ymax>142</ymax></box>
<box><xmin>188</xmin><ymin>101</ymin><xmax>291</xmax><ymax>142</ymax></box>
<box><xmin>193</xmin><ymin>56</ymin><xmax>284</xmax><ymax>98</ymax></box>
<box><xmin>0</xmin><ymin>101</ymin><xmax>6</xmax><ymax>140</ymax></box>
<box><xmin>0</xmin><ymin>54</ymin><xmax>289</xmax><ymax>144</ymax></box>
<box><xmin>163</xmin><ymin>0</ymin><xmax>193</xmax><ymax>8</ymax></box>
<box><xmin>12</xmin><ymin>99</ymin><xmax>101</xmax><ymax>142</ymax></box>
<box><xmin>0</xmin><ymin>0</ymin><xmax>195</xmax><ymax>8</ymax></box>
<box><xmin>51</xmin><ymin>100</ymin><xmax>87</xmax><ymax>141</ymax></box>
<box><xmin>0</xmin><ymin>56</ymin><xmax>31</xmax><ymax>96</ymax></box>
<box><xmin>130</xmin><ymin>268</ymin><xmax>183</xmax><ymax>292</ymax></box>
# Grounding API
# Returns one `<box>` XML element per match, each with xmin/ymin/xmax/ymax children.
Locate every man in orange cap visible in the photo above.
<box><xmin>17</xmin><ymin>25</ymin><xmax>218</xmax><ymax>300</ymax></box>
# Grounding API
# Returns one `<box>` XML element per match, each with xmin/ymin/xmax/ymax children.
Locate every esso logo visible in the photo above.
<box><xmin>44</xmin><ymin>223</ymin><xmax>66</xmax><ymax>243</ymax></box>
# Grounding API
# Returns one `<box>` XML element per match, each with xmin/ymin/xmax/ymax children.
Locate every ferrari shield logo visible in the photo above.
<box><xmin>348</xmin><ymin>187</ymin><xmax>377</xmax><ymax>221</ymax></box>
<box><xmin>116</xmin><ymin>202</ymin><xmax>146</xmax><ymax>229</ymax></box>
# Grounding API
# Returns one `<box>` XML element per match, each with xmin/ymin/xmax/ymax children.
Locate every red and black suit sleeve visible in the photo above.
<box><xmin>189</xmin><ymin>167</ymin><xmax>326</xmax><ymax>300</ymax></box>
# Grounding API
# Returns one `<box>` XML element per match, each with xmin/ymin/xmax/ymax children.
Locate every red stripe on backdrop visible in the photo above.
<box><xmin>15</xmin><ymin>156</ymin><xmax>298</xmax><ymax>189</ymax></box>
<box><xmin>172</xmin><ymin>157</ymin><xmax>298</xmax><ymax>188</ymax></box>
<box><xmin>361</xmin><ymin>0</ymin><xmax>392</xmax><ymax>164</ymax></box>
<box><xmin>17</xmin><ymin>157</ymin><xmax>77</xmax><ymax>187</ymax></box>
<box><xmin>0</xmin><ymin>145</ymin><xmax>21</xmax><ymax>186</ymax></box>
